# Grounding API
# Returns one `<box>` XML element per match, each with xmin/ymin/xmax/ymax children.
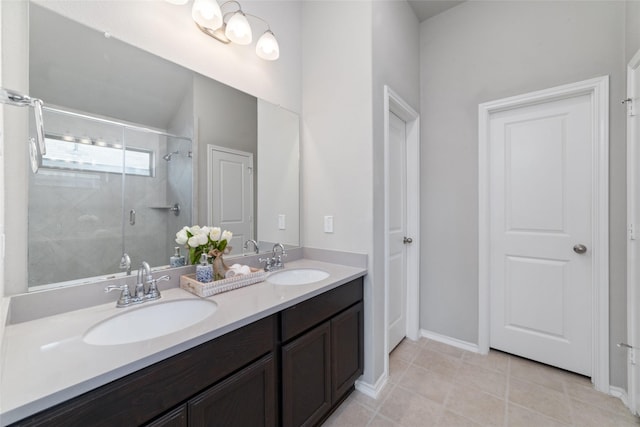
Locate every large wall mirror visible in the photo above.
<box><xmin>26</xmin><ymin>3</ymin><xmax>299</xmax><ymax>289</ymax></box>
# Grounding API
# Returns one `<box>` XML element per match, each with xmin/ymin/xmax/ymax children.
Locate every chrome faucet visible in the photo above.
<box><xmin>105</xmin><ymin>261</ymin><xmax>170</xmax><ymax>307</ymax></box>
<box><xmin>119</xmin><ymin>253</ymin><xmax>131</xmax><ymax>276</ymax></box>
<box><xmin>259</xmin><ymin>243</ymin><xmax>287</xmax><ymax>272</ymax></box>
<box><xmin>136</xmin><ymin>261</ymin><xmax>152</xmax><ymax>299</ymax></box>
<box><xmin>243</xmin><ymin>239</ymin><xmax>260</xmax><ymax>255</ymax></box>
<box><xmin>105</xmin><ymin>283</ymin><xmax>132</xmax><ymax>308</ymax></box>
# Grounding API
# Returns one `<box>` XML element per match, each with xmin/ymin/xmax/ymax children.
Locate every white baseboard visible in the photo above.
<box><xmin>420</xmin><ymin>329</ymin><xmax>480</xmax><ymax>354</ymax></box>
<box><xmin>355</xmin><ymin>373</ymin><xmax>388</xmax><ymax>399</ymax></box>
<box><xmin>610</xmin><ymin>386</ymin><xmax>632</xmax><ymax>411</ymax></box>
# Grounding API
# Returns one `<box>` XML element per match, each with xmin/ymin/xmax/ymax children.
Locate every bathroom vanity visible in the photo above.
<box><xmin>1</xmin><ymin>259</ymin><xmax>365</xmax><ymax>427</ymax></box>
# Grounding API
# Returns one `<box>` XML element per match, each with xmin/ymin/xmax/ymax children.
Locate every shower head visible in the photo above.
<box><xmin>163</xmin><ymin>151</ymin><xmax>180</xmax><ymax>161</ymax></box>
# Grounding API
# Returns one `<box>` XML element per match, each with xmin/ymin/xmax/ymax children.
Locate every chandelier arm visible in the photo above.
<box><xmin>244</xmin><ymin>13</ymin><xmax>271</xmax><ymax>31</ymax></box>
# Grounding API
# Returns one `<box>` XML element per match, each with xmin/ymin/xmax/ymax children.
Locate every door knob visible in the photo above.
<box><xmin>403</xmin><ymin>237</ymin><xmax>413</xmax><ymax>244</ymax></box>
<box><xmin>573</xmin><ymin>244</ymin><xmax>587</xmax><ymax>254</ymax></box>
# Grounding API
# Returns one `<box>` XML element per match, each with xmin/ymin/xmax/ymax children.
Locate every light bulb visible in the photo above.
<box><xmin>225</xmin><ymin>12</ymin><xmax>252</xmax><ymax>45</ymax></box>
<box><xmin>192</xmin><ymin>0</ymin><xmax>222</xmax><ymax>31</ymax></box>
<box><xmin>256</xmin><ymin>30</ymin><xmax>279</xmax><ymax>60</ymax></box>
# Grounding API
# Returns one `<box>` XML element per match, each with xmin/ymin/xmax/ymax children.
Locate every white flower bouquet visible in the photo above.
<box><xmin>175</xmin><ymin>225</ymin><xmax>233</xmax><ymax>267</ymax></box>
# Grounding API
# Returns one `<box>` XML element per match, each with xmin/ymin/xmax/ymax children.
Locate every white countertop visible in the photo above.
<box><xmin>0</xmin><ymin>259</ymin><xmax>366</xmax><ymax>426</ymax></box>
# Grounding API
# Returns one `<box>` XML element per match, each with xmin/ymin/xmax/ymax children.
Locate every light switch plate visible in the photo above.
<box><xmin>278</xmin><ymin>214</ymin><xmax>286</xmax><ymax>230</ymax></box>
<box><xmin>324</xmin><ymin>215</ymin><xmax>334</xmax><ymax>233</ymax></box>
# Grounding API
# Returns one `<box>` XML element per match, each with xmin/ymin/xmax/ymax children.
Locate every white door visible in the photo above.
<box><xmin>388</xmin><ymin>112</ymin><xmax>409</xmax><ymax>352</ymax></box>
<box><xmin>489</xmin><ymin>93</ymin><xmax>593</xmax><ymax>375</ymax></box>
<box><xmin>208</xmin><ymin>145</ymin><xmax>253</xmax><ymax>252</ymax></box>
<box><xmin>627</xmin><ymin>49</ymin><xmax>640</xmax><ymax>415</ymax></box>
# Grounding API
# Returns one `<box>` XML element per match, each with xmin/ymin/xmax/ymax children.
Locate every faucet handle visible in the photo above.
<box><xmin>275</xmin><ymin>253</ymin><xmax>287</xmax><ymax>268</ymax></box>
<box><xmin>259</xmin><ymin>256</ymin><xmax>274</xmax><ymax>271</ymax></box>
<box><xmin>147</xmin><ymin>275</ymin><xmax>170</xmax><ymax>300</ymax></box>
<box><xmin>105</xmin><ymin>283</ymin><xmax>132</xmax><ymax>307</ymax></box>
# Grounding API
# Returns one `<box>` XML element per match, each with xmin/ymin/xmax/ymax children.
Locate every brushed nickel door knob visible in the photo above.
<box><xmin>573</xmin><ymin>244</ymin><xmax>587</xmax><ymax>254</ymax></box>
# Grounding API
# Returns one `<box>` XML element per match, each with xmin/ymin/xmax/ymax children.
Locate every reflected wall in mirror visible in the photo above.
<box><xmin>257</xmin><ymin>99</ymin><xmax>300</xmax><ymax>248</ymax></box>
<box><xmin>27</xmin><ymin>3</ymin><xmax>300</xmax><ymax>290</ymax></box>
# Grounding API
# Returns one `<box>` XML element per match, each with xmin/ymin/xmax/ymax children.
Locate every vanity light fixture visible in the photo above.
<box><xmin>187</xmin><ymin>0</ymin><xmax>280</xmax><ymax>60</ymax></box>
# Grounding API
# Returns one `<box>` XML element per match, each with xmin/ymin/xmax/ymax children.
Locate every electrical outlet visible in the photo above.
<box><xmin>278</xmin><ymin>214</ymin><xmax>286</xmax><ymax>230</ymax></box>
<box><xmin>324</xmin><ymin>215</ymin><xmax>334</xmax><ymax>233</ymax></box>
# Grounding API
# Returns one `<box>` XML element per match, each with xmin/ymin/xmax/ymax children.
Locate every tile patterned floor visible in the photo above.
<box><xmin>323</xmin><ymin>337</ymin><xmax>640</xmax><ymax>426</ymax></box>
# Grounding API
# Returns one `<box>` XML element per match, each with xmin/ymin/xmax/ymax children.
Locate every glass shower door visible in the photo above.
<box><xmin>122</xmin><ymin>128</ymin><xmax>192</xmax><ymax>270</ymax></box>
<box><xmin>28</xmin><ymin>109</ymin><xmax>125</xmax><ymax>287</ymax></box>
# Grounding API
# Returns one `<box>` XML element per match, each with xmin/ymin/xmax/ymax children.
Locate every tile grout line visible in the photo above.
<box><xmin>364</xmin><ymin>358</ymin><xmax>404</xmax><ymax>427</ymax></box>
<box><xmin>329</xmin><ymin>354</ymin><xmax>410</xmax><ymax>427</ymax></box>
<box><xmin>422</xmin><ymin>337</ymin><xmax>460</xmax><ymax>425</ymax></box>
<box><xmin>563</xmin><ymin>375</ymin><xmax>576</xmax><ymax>426</ymax></box>
<box><xmin>503</xmin><ymin>354</ymin><xmax>511</xmax><ymax>427</ymax></box>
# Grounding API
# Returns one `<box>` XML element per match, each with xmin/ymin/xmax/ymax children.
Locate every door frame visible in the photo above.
<box><xmin>383</xmin><ymin>86</ymin><xmax>420</xmax><ymax>364</ymax></box>
<box><xmin>206</xmin><ymin>144</ymin><xmax>254</xmax><ymax>231</ymax></box>
<box><xmin>627</xmin><ymin>48</ymin><xmax>640</xmax><ymax>414</ymax></box>
<box><xmin>478</xmin><ymin>76</ymin><xmax>610</xmax><ymax>392</ymax></box>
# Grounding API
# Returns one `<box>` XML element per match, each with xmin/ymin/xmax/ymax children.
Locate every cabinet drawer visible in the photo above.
<box><xmin>281</xmin><ymin>277</ymin><xmax>363</xmax><ymax>342</ymax></box>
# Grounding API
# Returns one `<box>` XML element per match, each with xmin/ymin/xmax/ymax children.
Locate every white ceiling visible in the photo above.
<box><xmin>408</xmin><ymin>1</ymin><xmax>465</xmax><ymax>22</ymax></box>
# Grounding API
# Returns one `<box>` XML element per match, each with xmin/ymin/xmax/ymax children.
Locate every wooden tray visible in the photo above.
<box><xmin>179</xmin><ymin>269</ymin><xmax>266</xmax><ymax>297</ymax></box>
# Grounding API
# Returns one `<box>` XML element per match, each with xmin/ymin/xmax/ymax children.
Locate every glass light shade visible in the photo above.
<box><xmin>256</xmin><ymin>30</ymin><xmax>279</xmax><ymax>60</ymax></box>
<box><xmin>166</xmin><ymin>0</ymin><xmax>189</xmax><ymax>4</ymax></box>
<box><xmin>192</xmin><ymin>0</ymin><xmax>223</xmax><ymax>31</ymax></box>
<box><xmin>225</xmin><ymin>12</ymin><xmax>252</xmax><ymax>45</ymax></box>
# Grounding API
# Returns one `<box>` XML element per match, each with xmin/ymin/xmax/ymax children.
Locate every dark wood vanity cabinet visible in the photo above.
<box><xmin>281</xmin><ymin>279</ymin><xmax>364</xmax><ymax>427</ymax></box>
<box><xmin>12</xmin><ymin>315</ymin><xmax>277</xmax><ymax>427</ymax></box>
<box><xmin>330</xmin><ymin>301</ymin><xmax>364</xmax><ymax>403</ymax></box>
<box><xmin>11</xmin><ymin>276</ymin><xmax>364</xmax><ymax>427</ymax></box>
<box><xmin>188</xmin><ymin>354</ymin><xmax>276</xmax><ymax>427</ymax></box>
<box><xmin>282</xmin><ymin>321</ymin><xmax>332</xmax><ymax>427</ymax></box>
<box><xmin>146</xmin><ymin>405</ymin><xmax>187</xmax><ymax>427</ymax></box>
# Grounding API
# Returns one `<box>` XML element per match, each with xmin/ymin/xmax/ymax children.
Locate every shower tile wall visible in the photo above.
<box><xmin>166</xmin><ymin>137</ymin><xmax>193</xmax><ymax>263</ymax></box>
<box><xmin>27</xmin><ymin>112</ymin><xmax>191</xmax><ymax>287</ymax></box>
<box><xmin>123</xmin><ymin>130</ymin><xmax>170</xmax><ymax>271</ymax></box>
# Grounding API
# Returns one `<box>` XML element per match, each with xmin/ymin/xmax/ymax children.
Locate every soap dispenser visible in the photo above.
<box><xmin>195</xmin><ymin>253</ymin><xmax>213</xmax><ymax>283</ymax></box>
<box><xmin>170</xmin><ymin>246</ymin><xmax>185</xmax><ymax>267</ymax></box>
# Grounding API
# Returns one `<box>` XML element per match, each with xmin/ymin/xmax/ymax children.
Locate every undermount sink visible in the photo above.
<box><xmin>266</xmin><ymin>268</ymin><xmax>330</xmax><ymax>286</ymax></box>
<box><xmin>83</xmin><ymin>299</ymin><xmax>218</xmax><ymax>346</ymax></box>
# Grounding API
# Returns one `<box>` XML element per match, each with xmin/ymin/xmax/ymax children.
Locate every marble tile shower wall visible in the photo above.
<box><xmin>165</xmin><ymin>137</ymin><xmax>192</xmax><ymax>263</ymax></box>
<box><xmin>26</xmin><ymin>113</ymin><xmax>185</xmax><ymax>288</ymax></box>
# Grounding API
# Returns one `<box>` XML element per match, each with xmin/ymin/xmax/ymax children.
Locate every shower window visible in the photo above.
<box><xmin>42</xmin><ymin>135</ymin><xmax>154</xmax><ymax>177</ymax></box>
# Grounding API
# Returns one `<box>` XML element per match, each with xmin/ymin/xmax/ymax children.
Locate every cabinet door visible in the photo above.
<box><xmin>281</xmin><ymin>321</ymin><xmax>331</xmax><ymax>427</ymax></box>
<box><xmin>189</xmin><ymin>354</ymin><xmax>276</xmax><ymax>427</ymax></box>
<box><xmin>331</xmin><ymin>302</ymin><xmax>364</xmax><ymax>404</ymax></box>
<box><xmin>145</xmin><ymin>405</ymin><xmax>187</xmax><ymax>427</ymax></box>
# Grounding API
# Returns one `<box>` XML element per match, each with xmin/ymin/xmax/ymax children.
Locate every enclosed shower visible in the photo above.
<box><xmin>27</xmin><ymin>107</ymin><xmax>193</xmax><ymax>288</ymax></box>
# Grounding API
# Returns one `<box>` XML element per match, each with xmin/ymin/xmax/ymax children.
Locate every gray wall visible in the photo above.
<box><xmin>419</xmin><ymin>1</ymin><xmax>627</xmax><ymax>387</ymax></box>
<box><xmin>372</xmin><ymin>0</ymin><xmax>420</xmax><ymax>378</ymax></box>
<box><xmin>301</xmin><ymin>0</ymin><xmax>375</xmax><ymax>383</ymax></box>
<box><xmin>627</xmin><ymin>1</ymin><xmax>640</xmax><ymax>63</ymax></box>
<box><xmin>193</xmin><ymin>74</ymin><xmax>257</xmax><ymax>231</ymax></box>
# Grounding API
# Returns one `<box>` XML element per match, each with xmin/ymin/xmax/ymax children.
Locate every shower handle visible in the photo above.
<box><xmin>130</xmin><ymin>209</ymin><xmax>136</xmax><ymax>226</ymax></box>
